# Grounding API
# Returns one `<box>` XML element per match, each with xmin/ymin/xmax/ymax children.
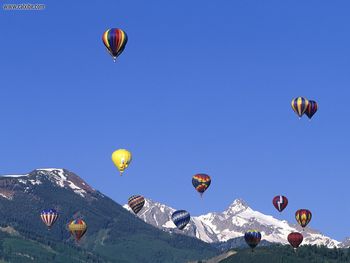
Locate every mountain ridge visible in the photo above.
<box><xmin>124</xmin><ymin>197</ymin><xmax>344</xmax><ymax>248</ymax></box>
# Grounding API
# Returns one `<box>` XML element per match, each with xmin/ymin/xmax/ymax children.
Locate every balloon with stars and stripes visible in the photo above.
<box><xmin>40</xmin><ymin>208</ymin><xmax>59</xmax><ymax>229</ymax></box>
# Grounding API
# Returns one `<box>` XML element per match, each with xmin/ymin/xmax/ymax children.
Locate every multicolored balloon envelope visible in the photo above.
<box><xmin>272</xmin><ymin>195</ymin><xmax>288</xmax><ymax>212</ymax></box>
<box><xmin>305</xmin><ymin>100</ymin><xmax>318</xmax><ymax>119</ymax></box>
<box><xmin>40</xmin><ymin>208</ymin><xmax>58</xmax><ymax>229</ymax></box>
<box><xmin>288</xmin><ymin>232</ymin><xmax>303</xmax><ymax>249</ymax></box>
<box><xmin>111</xmin><ymin>149</ymin><xmax>132</xmax><ymax>176</ymax></box>
<box><xmin>295</xmin><ymin>209</ymin><xmax>312</xmax><ymax>229</ymax></box>
<box><xmin>68</xmin><ymin>219</ymin><xmax>87</xmax><ymax>242</ymax></box>
<box><xmin>244</xmin><ymin>230</ymin><xmax>262</xmax><ymax>250</ymax></box>
<box><xmin>192</xmin><ymin>174</ymin><xmax>211</xmax><ymax>197</ymax></box>
<box><xmin>291</xmin><ymin>97</ymin><xmax>309</xmax><ymax>118</ymax></box>
<box><xmin>102</xmin><ymin>28</ymin><xmax>128</xmax><ymax>62</ymax></box>
<box><xmin>128</xmin><ymin>195</ymin><xmax>145</xmax><ymax>214</ymax></box>
<box><xmin>171</xmin><ymin>210</ymin><xmax>190</xmax><ymax>230</ymax></box>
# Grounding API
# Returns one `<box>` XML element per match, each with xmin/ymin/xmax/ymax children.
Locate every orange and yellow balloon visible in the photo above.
<box><xmin>68</xmin><ymin>219</ymin><xmax>87</xmax><ymax>242</ymax></box>
<box><xmin>192</xmin><ymin>174</ymin><xmax>211</xmax><ymax>197</ymax></box>
<box><xmin>112</xmin><ymin>149</ymin><xmax>132</xmax><ymax>176</ymax></box>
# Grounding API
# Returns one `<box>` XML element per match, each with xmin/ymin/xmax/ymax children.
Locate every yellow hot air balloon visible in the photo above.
<box><xmin>291</xmin><ymin>97</ymin><xmax>309</xmax><ymax>118</ymax></box>
<box><xmin>111</xmin><ymin>149</ymin><xmax>132</xmax><ymax>176</ymax></box>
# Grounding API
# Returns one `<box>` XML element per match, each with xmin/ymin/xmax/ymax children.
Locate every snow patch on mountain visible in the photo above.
<box><xmin>28</xmin><ymin>179</ymin><xmax>42</xmax><ymax>185</ymax></box>
<box><xmin>35</xmin><ymin>168</ymin><xmax>70</xmax><ymax>187</ymax></box>
<box><xmin>18</xmin><ymin>179</ymin><xmax>27</xmax><ymax>184</ymax></box>
<box><xmin>33</xmin><ymin>169</ymin><xmax>91</xmax><ymax>197</ymax></box>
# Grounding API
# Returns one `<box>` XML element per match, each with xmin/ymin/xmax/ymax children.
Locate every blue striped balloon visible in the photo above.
<box><xmin>244</xmin><ymin>230</ymin><xmax>262</xmax><ymax>250</ymax></box>
<box><xmin>171</xmin><ymin>210</ymin><xmax>190</xmax><ymax>230</ymax></box>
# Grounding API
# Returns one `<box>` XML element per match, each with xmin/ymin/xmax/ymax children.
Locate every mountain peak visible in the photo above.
<box><xmin>0</xmin><ymin>168</ymin><xmax>95</xmax><ymax>198</ymax></box>
<box><xmin>225</xmin><ymin>198</ymin><xmax>249</xmax><ymax>214</ymax></box>
<box><xmin>231</xmin><ymin>198</ymin><xmax>249</xmax><ymax>207</ymax></box>
<box><xmin>34</xmin><ymin>168</ymin><xmax>66</xmax><ymax>175</ymax></box>
<box><xmin>31</xmin><ymin>168</ymin><xmax>95</xmax><ymax>197</ymax></box>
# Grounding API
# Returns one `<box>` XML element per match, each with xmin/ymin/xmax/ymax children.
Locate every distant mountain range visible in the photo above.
<box><xmin>124</xmin><ymin>198</ymin><xmax>347</xmax><ymax>249</ymax></box>
<box><xmin>0</xmin><ymin>168</ymin><xmax>218</xmax><ymax>263</ymax></box>
<box><xmin>0</xmin><ymin>168</ymin><xmax>348</xmax><ymax>263</ymax></box>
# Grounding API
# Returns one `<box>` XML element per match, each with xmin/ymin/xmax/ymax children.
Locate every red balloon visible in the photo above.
<box><xmin>288</xmin><ymin>232</ymin><xmax>303</xmax><ymax>249</ymax></box>
<box><xmin>272</xmin><ymin>195</ymin><xmax>288</xmax><ymax>212</ymax></box>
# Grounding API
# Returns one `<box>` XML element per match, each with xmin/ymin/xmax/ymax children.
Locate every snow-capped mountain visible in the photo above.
<box><xmin>124</xmin><ymin>198</ymin><xmax>341</xmax><ymax>248</ymax></box>
<box><xmin>0</xmin><ymin>168</ymin><xmax>97</xmax><ymax>200</ymax></box>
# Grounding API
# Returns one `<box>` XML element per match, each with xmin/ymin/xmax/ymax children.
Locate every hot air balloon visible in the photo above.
<box><xmin>40</xmin><ymin>208</ymin><xmax>58</xmax><ymax>229</ymax></box>
<box><xmin>291</xmin><ymin>97</ymin><xmax>309</xmax><ymax>118</ymax></box>
<box><xmin>171</xmin><ymin>210</ymin><xmax>190</xmax><ymax>230</ymax></box>
<box><xmin>272</xmin><ymin>195</ymin><xmax>288</xmax><ymax>213</ymax></box>
<box><xmin>102</xmin><ymin>28</ymin><xmax>128</xmax><ymax>62</ymax></box>
<box><xmin>305</xmin><ymin>100</ymin><xmax>318</xmax><ymax>119</ymax></box>
<box><xmin>288</xmin><ymin>232</ymin><xmax>303</xmax><ymax>250</ymax></box>
<box><xmin>68</xmin><ymin>219</ymin><xmax>87</xmax><ymax>242</ymax></box>
<box><xmin>192</xmin><ymin>174</ymin><xmax>211</xmax><ymax>197</ymax></box>
<box><xmin>128</xmin><ymin>195</ymin><xmax>145</xmax><ymax>214</ymax></box>
<box><xmin>244</xmin><ymin>230</ymin><xmax>262</xmax><ymax>251</ymax></box>
<box><xmin>111</xmin><ymin>149</ymin><xmax>132</xmax><ymax>176</ymax></box>
<box><xmin>295</xmin><ymin>209</ymin><xmax>312</xmax><ymax>229</ymax></box>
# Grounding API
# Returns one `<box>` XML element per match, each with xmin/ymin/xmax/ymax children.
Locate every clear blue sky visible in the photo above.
<box><xmin>1</xmin><ymin>1</ymin><xmax>350</xmax><ymax>241</ymax></box>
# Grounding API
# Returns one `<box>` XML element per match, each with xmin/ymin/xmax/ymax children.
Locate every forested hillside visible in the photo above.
<box><xmin>219</xmin><ymin>245</ymin><xmax>350</xmax><ymax>263</ymax></box>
